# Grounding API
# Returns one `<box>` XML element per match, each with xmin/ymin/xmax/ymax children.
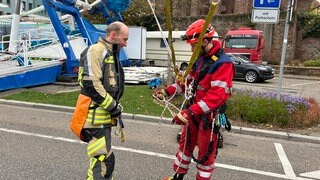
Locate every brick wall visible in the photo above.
<box><xmin>158</xmin><ymin>0</ymin><xmax>320</xmax><ymax>64</ymax></box>
<box><xmin>233</xmin><ymin>0</ymin><xmax>250</xmax><ymax>14</ymax></box>
<box><xmin>272</xmin><ymin>65</ymin><xmax>320</xmax><ymax>76</ymax></box>
<box><xmin>296</xmin><ymin>36</ymin><xmax>320</xmax><ymax>61</ymax></box>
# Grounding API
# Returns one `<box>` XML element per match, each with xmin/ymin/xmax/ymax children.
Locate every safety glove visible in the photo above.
<box><xmin>153</xmin><ymin>88</ymin><xmax>169</xmax><ymax>100</ymax></box>
<box><xmin>224</xmin><ymin>115</ymin><xmax>232</xmax><ymax>131</ymax></box>
<box><xmin>109</xmin><ymin>102</ymin><xmax>123</xmax><ymax>118</ymax></box>
<box><xmin>175</xmin><ymin>71</ymin><xmax>185</xmax><ymax>83</ymax></box>
<box><xmin>172</xmin><ymin>109</ymin><xmax>192</xmax><ymax>125</ymax></box>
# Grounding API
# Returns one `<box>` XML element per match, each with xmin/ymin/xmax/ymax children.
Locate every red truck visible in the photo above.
<box><xmin>222</xmin><ymin>27</ymin><xmax>265</xmax><ymax>64</ymax></box>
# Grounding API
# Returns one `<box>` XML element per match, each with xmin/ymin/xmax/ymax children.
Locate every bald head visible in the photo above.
<box><xmin>105</xmin><ymin>21</ymin><xmax>129</xmax><ymax>47</ymax></box>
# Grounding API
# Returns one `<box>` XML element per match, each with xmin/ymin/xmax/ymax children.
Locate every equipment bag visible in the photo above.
<box><xmin>70</xmin><ymin>94</ymin><xmax>92</xmax><ymax>141</ymax></box>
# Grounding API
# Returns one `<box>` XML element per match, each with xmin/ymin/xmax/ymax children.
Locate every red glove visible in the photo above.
<box><xmin>172</xmin><ymin>109</ymin><xmax>192</xmax><ymax>125</ymax></box>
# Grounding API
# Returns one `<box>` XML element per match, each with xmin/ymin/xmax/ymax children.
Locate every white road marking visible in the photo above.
<box><xmin>291</xmin><ymin>81</ymin><xmax>320</xmax><ymax>87</ymax></box>
<box><xmin>274</xmin><ymin>143</ymin><xmax>297</xmax><ymax>179</ymax></box>
<box><xmin>300</xmin><ymin>170</ymin><xmax>320</xmax><ymax>179</ymax></box>
<box><xmin>0</xmin><ymin>127</ymin><xmax>313</xmax><ymax>180</ymax></box>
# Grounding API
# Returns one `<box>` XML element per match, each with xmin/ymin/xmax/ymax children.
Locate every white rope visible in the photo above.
<box><xmin>146</xmin><ymin>0</ymin><xmax>172</xmax><ymax>59</ymax></box>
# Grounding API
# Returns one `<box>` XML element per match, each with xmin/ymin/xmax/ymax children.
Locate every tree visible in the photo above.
<box><xmin>122</xmin><ymin>0</ymin><xmax>163</xmax><ymax>31</ymax></box>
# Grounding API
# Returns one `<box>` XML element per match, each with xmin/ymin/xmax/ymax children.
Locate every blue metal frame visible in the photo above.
<box><xmin>42</xmin><ymin>0</ymin><xmax>81</xmax><ymax>76</ymax></box>
<box><xmin>41</xmin><ymin>0</ymin><xmax>131</xmax><ymax>76</ymax></box>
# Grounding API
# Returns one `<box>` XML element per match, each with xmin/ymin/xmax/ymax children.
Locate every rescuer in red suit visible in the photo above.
<box><xmin>155</xmin><ymin>19</ymin><xmax>234</xmax><ymax>180</ymax></box>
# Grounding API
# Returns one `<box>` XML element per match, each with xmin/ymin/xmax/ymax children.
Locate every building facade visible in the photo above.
<box><xmin>0</xmin><ymin>0</ymin><xmax>43</xmax><ymax>15</ymax></box>
<box><xmin>154</xmin><ymin>0</ymin><xmax>320</xmax><ymax>63</ymax></box>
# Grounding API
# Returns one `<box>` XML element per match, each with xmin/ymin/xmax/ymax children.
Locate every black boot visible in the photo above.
<box><xmin>164</xmin><ymin>173</ymin><xmax>185</xmax><ymax>180</ymax></box>
<box><xmin>176</xmin><ymin>131</ymin><xmax>182</xmax><ymax>143</ymax></box>
<box><xmin>218</xmin><ymin>133</ymin><xmax>223</xmax><ymax>148</ymax></box>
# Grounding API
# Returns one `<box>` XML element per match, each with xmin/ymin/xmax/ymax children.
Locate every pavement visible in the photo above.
<box><xmin>0</xmin><ymin>97</ymin><xmax>320</xmax><ymax>144</ymax></box>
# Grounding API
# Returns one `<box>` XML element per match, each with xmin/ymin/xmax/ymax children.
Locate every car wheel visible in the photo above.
<box><xmin>245</xmin><ymin>70</ymin><xmax>258</xmax><ymax>83</ymax></box>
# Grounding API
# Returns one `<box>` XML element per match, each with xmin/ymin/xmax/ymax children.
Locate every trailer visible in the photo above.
<box><xmin>145</xmin><ymin>31</ymin><xmax>192</xmax><ymax>67</ymax></box>
<box><xmin>145</xmin><ymin>31</ymin><xmax>219</xmax><ymax>67</ymax></box>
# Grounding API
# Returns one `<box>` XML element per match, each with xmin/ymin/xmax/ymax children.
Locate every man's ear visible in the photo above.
<box><xmin>201</xmin><ymin>39</ymin><xmax>208</xmax><ymax>47</ymax></box>
<box><xmin>110</xmin><ymin>31</ymin><xmax>116</xmax><ymax>39</ymax></box>
<box><xmin>202</xmin><ymin>39</ymin><xmax>210</xmax><ymax>45</ymax></box>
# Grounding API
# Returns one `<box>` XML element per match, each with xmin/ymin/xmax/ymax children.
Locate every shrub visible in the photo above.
<box><xmin>227</xmin><ymin>90</ymin><xmax>289</xmax><ymax>127</ymax></box>
<box><xmin>226</xmin><ymin>89</ymin><xmax>320</xmax><ymax>128</ymax></box>
<box><xmin>290</xmin><ymin>98</ymin><xmax>320</xmax><ymax>127</ymax></box>
<box><xmin>303</xmin><ymin>60</ymin><xmax>320</xmax><ymax>67</ymax></box>
<box><xmin>298</xmin><ymin>13</ymin><xmax>320</xmax><ymax>39</ymax></box>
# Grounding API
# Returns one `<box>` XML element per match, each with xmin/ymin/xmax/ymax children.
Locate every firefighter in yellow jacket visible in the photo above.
<box><xmin>71</xmin><ymin>21</ymin><xmax>129</xmax><ymax>180</ymax></box>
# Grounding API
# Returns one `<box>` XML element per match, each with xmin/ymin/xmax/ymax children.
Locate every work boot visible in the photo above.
<box><xmin>163</xmin><ymin>173</ymin><xmax>185</xmax><ymax>180</ymax></box>
<box><xmin>176</xmin><ymin>131</ymin><xmax>182</xmax><ymax>143</ymax></box>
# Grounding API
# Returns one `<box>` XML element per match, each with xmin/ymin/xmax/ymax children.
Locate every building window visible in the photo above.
<box><xmin>160</xmin><ymin>38</ymin><xmax>168</xmax><ymax>48</ymax></box>
<box><xmin>0</xmin><ymin>11</ymin><xmax>3</xmax><ymax>15</ymax></box>
<box><xmin>29</xmin><ymin>3</ymin><xmax>32</xmax><ymax>10</ymax></box>
<box><xmin>7</xmin><ymin>0</ymin><xmax>10</xmax><ymax>6</ymax></box>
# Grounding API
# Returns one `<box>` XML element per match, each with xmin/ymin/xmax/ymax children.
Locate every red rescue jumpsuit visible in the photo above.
<box><xmin>165</xmin><ymin>51</ymin><xmax>234</xmax><ymax>180</ymax></box>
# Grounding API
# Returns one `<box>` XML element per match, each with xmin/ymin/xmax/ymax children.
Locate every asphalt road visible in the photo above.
<box><xmin>0</xmin><ymin>104</ymin><xmax>319</xmax><ymax>180</ymax></box>
<box><xmin>233</xmin><ymin>75</ymin><xmax>320</xmax><ymax>103</ymax></box>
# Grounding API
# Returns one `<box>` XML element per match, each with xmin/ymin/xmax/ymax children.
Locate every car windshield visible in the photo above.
<box><xmin>225</xmin><ymin>35</ymin><xmax>258</xmax><ymax>49</ymax></box>
<box><xmin>233</xmin><ymin>55</ymin><xmax>250</xmax><ymax>63</ymax></box>
<box><xmin>227</xmin><ymin>54</ymin><xmax>251</xmax><ymax>64</ymax></box>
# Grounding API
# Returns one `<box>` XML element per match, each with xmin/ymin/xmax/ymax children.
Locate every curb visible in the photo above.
<box><xmin>1</xmin><ymin>99</ymin><xmax>320</xmax><ymax>144</ymax></box>
<box><xmin>275</xmin><ymin>74</ymin><xmax>320</xmax><ymax>81</ymax></box>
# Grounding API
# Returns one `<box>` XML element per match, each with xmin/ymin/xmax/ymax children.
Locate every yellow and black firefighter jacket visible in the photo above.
<box><xmin>78</xmin><ymin>37</ymin><xmax>124</xmax><ymax>128</ymax></box>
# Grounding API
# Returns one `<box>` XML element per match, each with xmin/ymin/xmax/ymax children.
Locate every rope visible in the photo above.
<box><xmin>152</xmin><ymin>89</ymin><xmax>178</xmax><ymax>149</ymax></box>
<box><xmin>165</xmin><ymin>0</ymin><xmax>178</xmax><ymax>75</ymax></box>
<box><xmin>146</xmin><ymin>0</ymin><xmax>172</xmax><ymax>60</ymax></box>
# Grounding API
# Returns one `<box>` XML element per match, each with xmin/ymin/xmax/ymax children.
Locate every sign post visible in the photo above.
<box><xmin>276</xmin><ymin>0</ymin><xmax>294</xmax><ymax>100</ymax></box>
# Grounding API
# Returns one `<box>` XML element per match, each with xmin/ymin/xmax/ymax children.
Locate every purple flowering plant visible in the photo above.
<box><xmin>235</xmin><ymin>89</ymin><xmax>311</xmax><ymax>113</ymax></box>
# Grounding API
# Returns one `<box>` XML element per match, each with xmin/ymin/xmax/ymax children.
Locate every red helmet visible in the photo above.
<box><xmin>182</xmin><ymin>19</ymin><xmax>215</xmax><ymax>44</ymax></box>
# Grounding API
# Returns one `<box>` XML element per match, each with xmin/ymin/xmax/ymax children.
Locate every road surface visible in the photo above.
<box><xmin>233</xmin><ymin>76</ymin><xmax>320</xmax><ymax>103</ymax></box>
<box><xmin>0</xmin><ymin>104</ymin><xmax>319</xmax><ymax>180</ymax></box>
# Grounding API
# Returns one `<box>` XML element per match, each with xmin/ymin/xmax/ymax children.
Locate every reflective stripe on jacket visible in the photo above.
<box><xmin>166</xmin><ymin>54</ymin><xmax>234</xmax><ymax>116</ymax></box>
<box><xmin>78</xmin><ymin>38</ymin><xmax>124</xmax><ymax>127</ymax></box>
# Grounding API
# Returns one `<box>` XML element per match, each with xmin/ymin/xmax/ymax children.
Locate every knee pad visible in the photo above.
<box><xmin>87</xmin><ymin>136</ymin><xmax>107</xmax><ymax>157</ymax></box>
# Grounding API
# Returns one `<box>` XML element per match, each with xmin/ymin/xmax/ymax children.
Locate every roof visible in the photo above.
<box><xmin>146</xmin><ymin>31</ymin><xmax>186</xmax><ymax>38</ymax></box>
<box><xmin>147</xmin><ymin>31</ymin><xmax>219</xmax><ymax>40</ymax></box>
<box><xmin>227</xmin><ymin>28</ymin><xmax>263</xmax><ymax>36</ymax></box>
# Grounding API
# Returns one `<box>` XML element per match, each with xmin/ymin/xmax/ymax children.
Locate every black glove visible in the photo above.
<box><xmin>225</xmin><ymin>116</ymin><xmax>232</xmax><ymax>131</ymax></box>
<box><xmin>109</xmin><ymin>103</ymin><xmax>122</xmax><ymax>117</ymax></box>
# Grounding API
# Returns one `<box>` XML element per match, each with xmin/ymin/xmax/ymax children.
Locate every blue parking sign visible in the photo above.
<box><xmin>253</xmin><ymin>0</ymin><xmax>281</xmax><ymax>9</ymax></box>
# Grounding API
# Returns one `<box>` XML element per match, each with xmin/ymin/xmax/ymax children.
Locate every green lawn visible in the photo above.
<box><xmin>3</xmin><ymin>84</ymin><xmax>320</xmax><ymax>129</ymax></box>
<box><xmin>2</xmin><ymin>85</ymin><xmax>173</xmax><ymax>117</ymax></box>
